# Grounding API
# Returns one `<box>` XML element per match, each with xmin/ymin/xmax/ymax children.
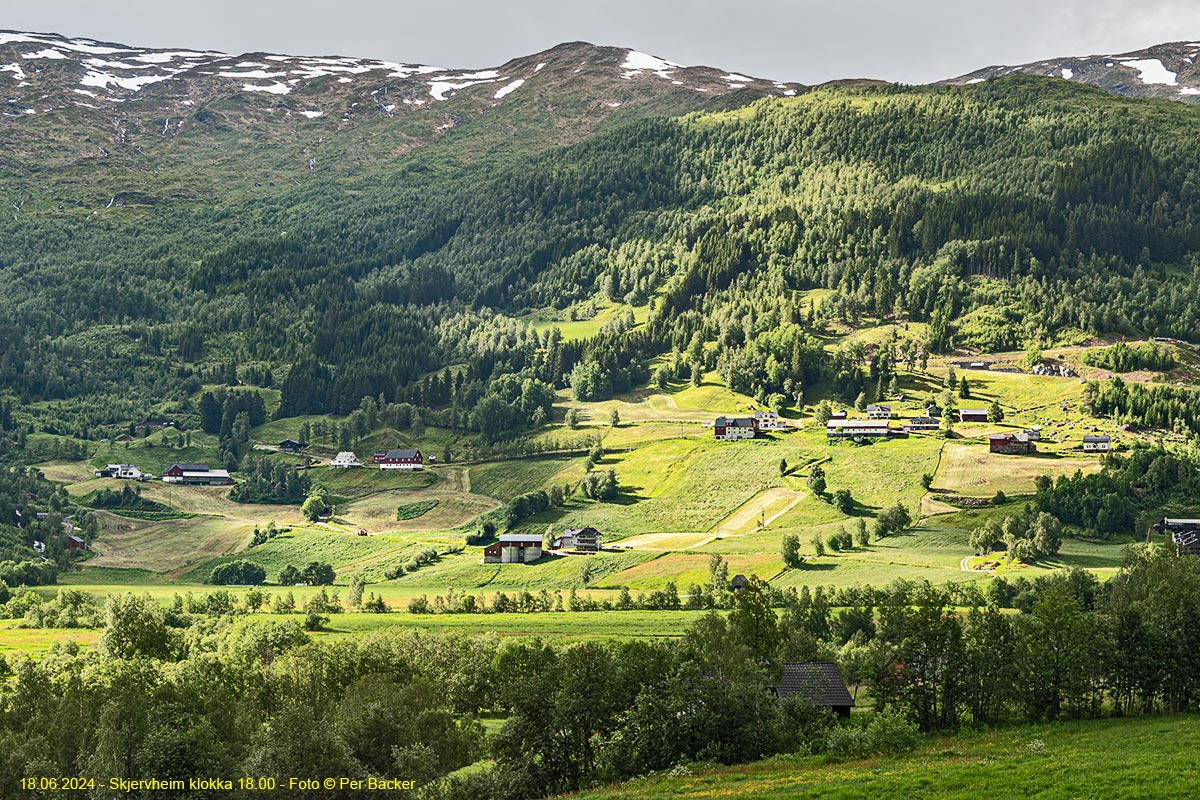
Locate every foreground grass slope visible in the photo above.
<box><xmin>570</xmin><ymin>715</ymin><xmax>1200</xmax><ymax>800</ymax></box>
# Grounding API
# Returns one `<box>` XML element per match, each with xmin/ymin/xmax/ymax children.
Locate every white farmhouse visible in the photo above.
<box><xmin>330</xmin><ymin>451</ymin><xmax>362</xmax><ymax>469</ymax></box>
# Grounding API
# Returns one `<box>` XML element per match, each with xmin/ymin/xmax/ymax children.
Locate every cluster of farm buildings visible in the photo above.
<box><xmin>709</xmin><ymin>403</ymin><xmax>1114</xmax><ymax>453</ymax></box>
<box><xmin>483</xmin><ymin>526</ymin><xmax>604</xmax><ymax>563</ymax></box>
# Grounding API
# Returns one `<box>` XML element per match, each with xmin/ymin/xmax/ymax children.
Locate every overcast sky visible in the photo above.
<box><xmin>5</xmin><ymin>1</ymin><xmax>1200</xmax><ymax>84</ymax></box>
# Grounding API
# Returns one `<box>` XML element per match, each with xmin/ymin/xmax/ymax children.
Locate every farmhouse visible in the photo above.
<box><xmin>865</xmin><ymin>404</ymin><xmax>892</xmax><ymax>419</ymax></box>
<box><xmin>826</xmin><ymin>420</ymin><xmax>890</xmax><ymax>440</ymax></box>
<box><xmin>94</xmin><ymin>464</ymin><xmax>149</xmax><ymax>480</ymax></box>
<box><xmin>959</xmin><ymin>408</ymin><xmax>989</xmax><ymax>423</ymax></box>
<box><xmin>989</xmin><ymin>432</ymin><xmax>1036</xmax><ymax>455</ymax></box>
<box><xmin>330</xmin><ymin>451</ymin><xmax>362</xmax><ymax>469</ymax></box>
<box><xmin>1083</xmin><ymin>434</ymin><xmax>1111</xmax><ymax>452</ymax></box>
<box><xmin>905</xmin><ymin>417</ymin><xmax>940</xmax><ymax>432</ymax></box>
<box><xmin>1160</xmin><ymin>518</ymin><xmax>1200</xmax><ymax>556</ymax></box>
<box><xmin>773</xmin><ymin>662</ymin><xmax>855</xmax><ymax>718</ymax></box>
<box><xmin>483</xmin><ymin>534</ymin><xmax>544</xmax><ymax>564</ymax></box>
<box><xmin>714</xmin><ymin>416</ymin><xmax>756</xmax><ymax>441</ymax></box>
<box><xmin>378</xmin><ymin>449</ymin><xmax>424</xmax><ymax>471</ymax></box>
<box><xmin>753</xmin><ymin>410</ymin><xmax>787</xmax><ymax>430</ymax></box>
<box><xmin>553</xmin><ymin>526</ymin><xmax>603</xmax><ymax>552</ymax></box>
<box><xmin>277</xmin><ymin>439</ymin><xmax>304</xmax><ymax>452</ymax></box>
<box><xmin>161</xmin><ymin>464</ymin><xmax>234</xmax><ymax>486</ymax></box>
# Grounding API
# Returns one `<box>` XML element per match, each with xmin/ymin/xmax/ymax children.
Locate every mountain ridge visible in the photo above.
<box><xmin>947</xmin><ymin>39</ymin><xmax>1200</xmax><ymax>103</ymax></box>
<box><xmin>0</xmin><ymin>30</ymin><xmax>803</xmax><ymax>117</ymax></box>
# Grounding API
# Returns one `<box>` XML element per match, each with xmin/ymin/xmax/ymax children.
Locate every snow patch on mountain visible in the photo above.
<box><xmin>1121</xmin><ymin>58</ymin><xmax>1177</xmax><ymax>86</ymax></box>
<box><xmin>219</xmin><ymin>70</ymin><xmax>288</xmax><ymax>79</ymax></box>
<box><xmin>1062</xmin><ymin>68</ymin><xmax>1074</xmax><ymax>80</ymax></box>
<box><xmin>621</xmin><ymin>50</ymin><xmax>678</xmax><ymax>79</ymax></box>
<box><xmin>242</xmin><ymin>82</ymin><xmax>291</xmax><ymax>95</ymax></box>
<box><xmin>428</xmin><ymin>70</ymin><xmax>502</xmax><ymax>100</ymax></box>
<box><xmin>23</xmin><ymin>48</ymin><xmax>67</xmax><ymax>60</ymax></box>
<box><xmin>494</xmin><ymin>78</ymin><xmax>524</xmax><ymax>99</ymax></box>
<box><xmin>81</xmin><ymin>70</ymin><xmax>175</xmax><ymax>92</ymax></box>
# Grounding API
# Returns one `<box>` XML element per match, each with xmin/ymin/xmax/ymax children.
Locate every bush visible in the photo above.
<box><xmin>465</xmin><ymin>519</ymin><xmax>498</xmax><ymax>546</ymax></box>
<box><xmin>362</xmin><ymin>593</ymin><xmax>390</xmax><ymax>613</ymax></box>
<box><xmin>208</xmin><ymin>560</ymin><xmax>266</xmax><ymax>586</ymax></box>
<box><xmin>825</xmin><ymin>710</ymin><xmax>920</xmax><ymax>760</ymax></box>
<box><xmin>302</xmin><ymin>561</ymin><xmax>336</xmax><ymax>585</ymax></box>
<box><xmin>300</xmin><ymin>493</ymin><xmax>327</xmax><ymax>521</ymax></box>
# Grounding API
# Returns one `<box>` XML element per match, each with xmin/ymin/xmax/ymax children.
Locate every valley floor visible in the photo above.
<box><xmin>11</xmin><ymin>342</ymin><xmax>1169</xmax><ymax>652</ymax></box>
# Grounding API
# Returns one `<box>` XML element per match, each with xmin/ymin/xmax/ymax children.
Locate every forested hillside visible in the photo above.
<box><xmin>4</xmin><ymin>72</ymin><xmax>1200</xmax><ymax>435</ymax></box>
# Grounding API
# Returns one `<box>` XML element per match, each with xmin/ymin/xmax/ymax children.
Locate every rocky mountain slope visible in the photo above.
<box><xmin>0</xmin><ymin>30</ymin><xmax>803</xmax><ymax>213</ymax></box>
<box><xmin>947</xmin><ymin>40</ymin><xmax>1200</xmax><ymax>103</ymax></box>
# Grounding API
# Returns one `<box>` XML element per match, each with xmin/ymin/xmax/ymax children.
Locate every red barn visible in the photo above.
<box><xmin>378</xmin><ymin>449</ymin><xmax>424</xmax><ymax>471</ymax></box>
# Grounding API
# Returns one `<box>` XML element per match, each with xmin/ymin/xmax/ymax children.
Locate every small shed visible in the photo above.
<box><xmin>730</xmin><ymin>574</ymin><xmax>749</xmax><ymax>592</ymax></box>
<box><xmin>774</xmin><ymin>661</ymin><xmax>855</xmax><ymax>717</ymax></box>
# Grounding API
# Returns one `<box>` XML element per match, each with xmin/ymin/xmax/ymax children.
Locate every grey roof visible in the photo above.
<box><xmin>730</xmin><ymin>574</ymin><xmax>749</xmax><ymax>588</ymax></box>
<box><xmin>1083</xmin><ymin>435</ymin><xmax>1111</xmax><ymax>443</ymax></box>
<box><xmin>498</xmin><ymin>534</ymin><xmax>543</xmax><ymax>543</ymax></box>
<box><xmin>170</xmin><ymin>464</ymin><xmax>211</xmax><ymax>472</ymax></box>
<box><xmin>714</xmin><ymin>416</ymin><xmax>755</xmax><ymax>427</ymax></box>
<box><xmin>775</xmin><ymin>662</ymin><xmax>854</xmax><ymax>707</ymax></box>
<box><xmin>827</xmin><ymin>419</ymin><xmax>890</xmax><ymax>428</ymax></box>
<box><xmin>182</xmin><ymin>469</ymin><xmax>231</xmax><ymax>478</ymax></box>
<box><xmin>383</xmin><ymin>448</ymin><xmax>420</xmax><ymax>459</ymax></box>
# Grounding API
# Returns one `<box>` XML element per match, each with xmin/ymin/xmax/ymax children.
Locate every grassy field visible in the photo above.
<box><xmin>0</xmin><ymin>609</ymin><xmax>710</xmax><ymax>653</ymax></box>
<box><xmin>339</xmin><ymin>483</ymin><xmax>498</xmax><ymax>534</ymax></box>
<box><xmin>307</xmin><ymin>608</ymin><xmax>708</xmax><ymax>642</ymax></box>
<box><xmin>570</xmin><ymin>714</ymin><xmax>1200</xmax><ymax>799</ymax></box>
<box><xmin>187</xmin><ymin>527</ymin><xmax>429</xmax><ymax>582</ymax></box>
<box><xmin>312</xmin><ymin>466</ymin><xmax>437</xmax><ymax>500</ymax></box>
<box><xmin>0</xmin><ymin>621</ymin><xmax>100</xmax><ymax>655</ymax></box>
<box><xmin>469</xmin><ymin>455</ymin><xmax>582</xmax><ymax>501</ymax></box>
<box><xmin>87</xmin><ymin>431</ymin><xmax>223</xmax><ymax>475</ymax></box>
<box><xmin>934</xmin><ymin>442</ymin><xmax>1101</xmax><ymax>497</ymax></box>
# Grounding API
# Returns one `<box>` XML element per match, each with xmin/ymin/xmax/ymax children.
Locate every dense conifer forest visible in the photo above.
<box><xmin>5</xmin><ymin>78</ymin><xmax>1200</xmax><ymax>438</ymax></box>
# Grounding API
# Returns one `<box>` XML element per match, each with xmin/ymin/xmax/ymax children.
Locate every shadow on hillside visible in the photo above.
<box><xmin>1042</xmin><ymin>551</ymin><xmax>1122</xmax><ymax>569</ymax></box>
